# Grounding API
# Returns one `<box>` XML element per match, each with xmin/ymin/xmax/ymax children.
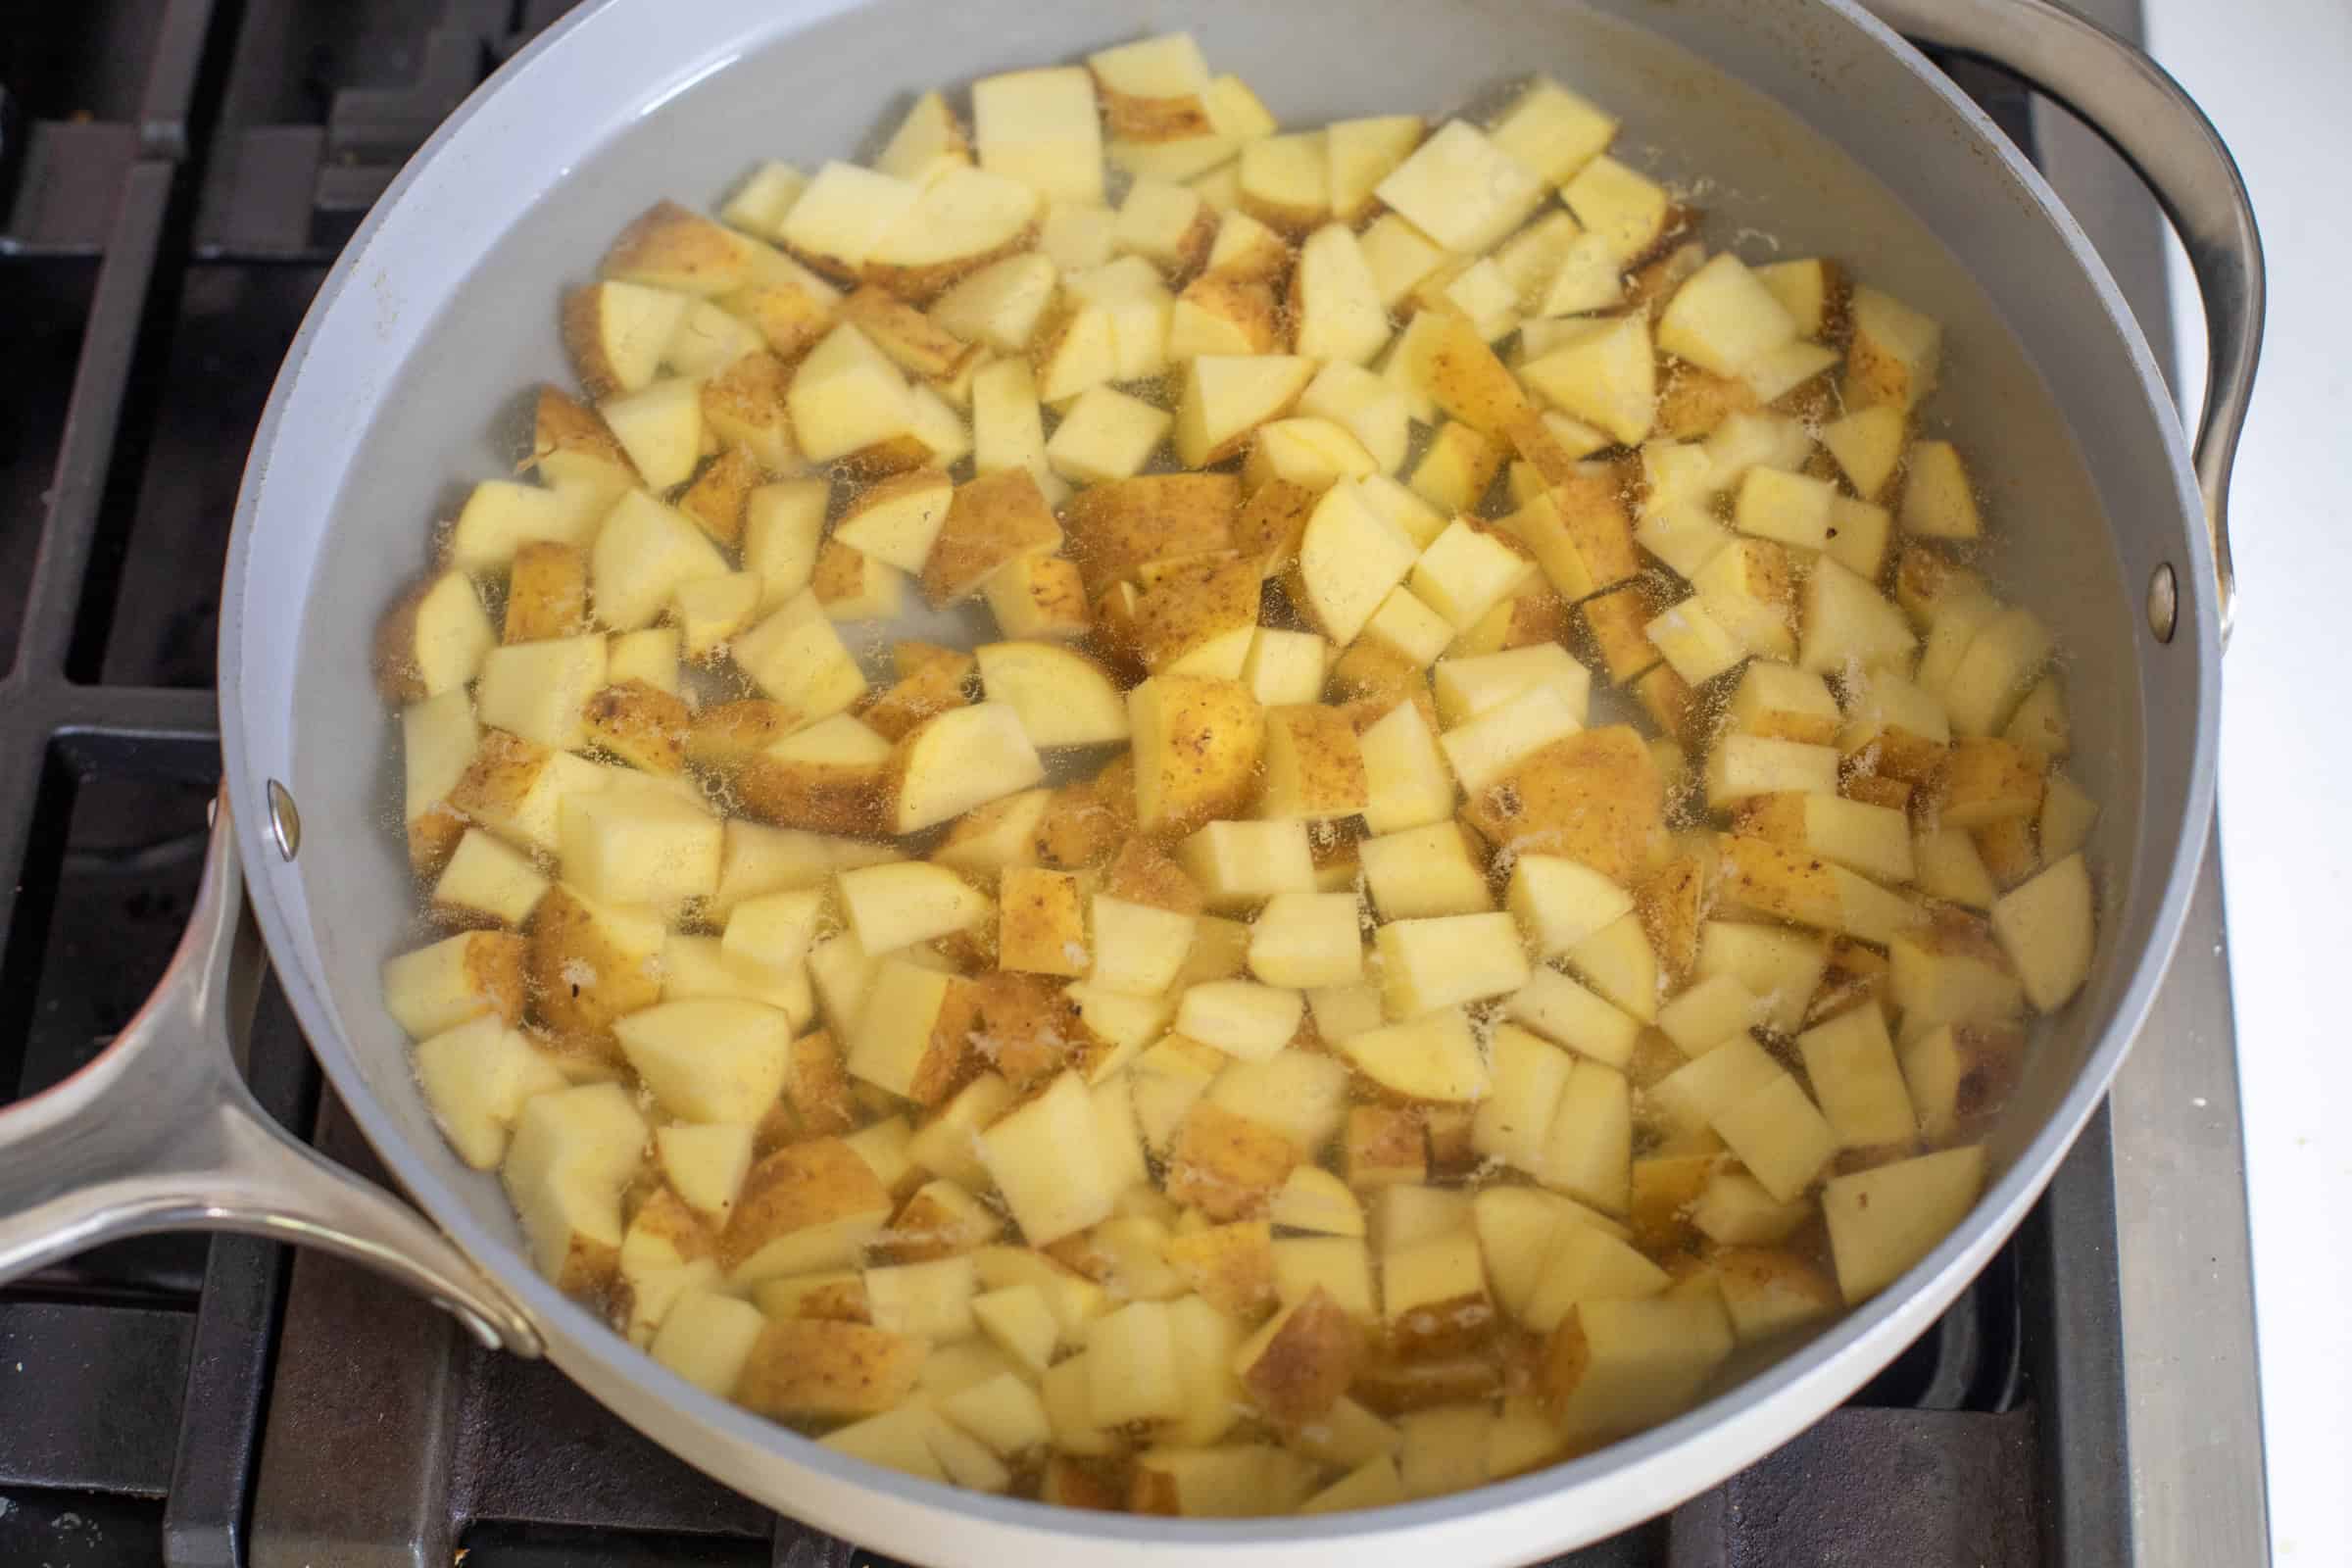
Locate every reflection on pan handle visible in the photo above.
<box><xmin>1865</xmin><ymin>0</ymin><xmax>2265</xmax><ymax>646</ymax></box>
<box><xmin>0</xmin><ymin>788</ymin><xmax>542</xmax><ymax>1357</ymax></box>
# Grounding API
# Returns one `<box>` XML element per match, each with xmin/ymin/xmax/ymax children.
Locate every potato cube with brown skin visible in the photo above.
<box><xmin>846</xmin><ymin>956</ymin><xmax>980</xmax><ymax>1105</ymax></box>
<box><xmin>1168</xmin><ymin>273</ymin><xmax>1284</xmax><ymax>360</ymax></box>
<box><xmin>498</xmin><ymin>1082</ymin><xmax>647</xmax><ymax>1292</ymax></box>
<box><xmin>998</xmin><ymin>866</ymin><xmax>1088</xmax><ymax>977</ymax></box>
<box><xmin>428</xmin><ymin>829</ymin><xmax>549</xmax><ymax>931</ymax></box>
<box><xmin>1123</xmin><ymin>674</ymin><xmax>1265</xmax><ymax>837</ymax></box>
<box><xmin>1168</xmin><ymin>1102</ymin><xmax>1300</xmax><ymax>1222</ymax></box>
<box><xmin>381</xmin><ymin>929</ymin><xmax>527</xmax><ymax>1041</ymax></box>
<box><xmin>1235</xmin><ymin>1286</ymin><xmax>1366</xmax><ymax>1425</ymax></box>
<box><xmin>1936</xmin><ymin>737</ymin><xmax>2047</xmax><ymax>829</ymax></box>
<box><xmin>1576</xmin><ymin>583</ymin><xmax>1662</xmax><ymax>689</ymax></box>
<box><xmin>1732</xmin><ymin>791</ymin><xmax>1913</xmax><ymax>885</ymax></box>
<box><xmin>1842</xmin><ymin>286</ymin><xmax>1942</xmax><ymax>413</ymax></box>
<box><xmin>1342</xmin><ymin>1104</ymin><xmax>1428</xmax><ymax>1191</ymax></box>
<box><xmin>733</xmin><ymin>716</ymin><xmax>891</xmax><ymax>837</ymax></box>
<box><xmin>580</xmin><ymin>680</ymin><xmax>689</xmax><ymax>775</ymax></box>
<box><xmin>532</xmin><ymin>384</ymin><xmax>638</xmax><ymax>503</ymax></box>
<box><xmin>734</xmin><ymin>1316</ymin><xmax>927</xmax><ymax>1423</ymax></box>
<box><xmin>1163</xmin><ymin>1220</ymin><xmax>1276</xmax><ymax>1319</ymax></box>
<box><xmin>502</xmin><ymin>541</ymin><xmax>589</xmax><ymax>646</ymax></box>
<box><xmin>718</xmin><ymin>1135</ymin><xmax>895</xmax><ymax>1285</ymax></box>
<box><xmin>1245</xmin><ymin>704</ymin><xmax>1364</xmax><ymax>823</ymax></box>
<box><xmin>983</xmin><ymin>552</ymin><xmax>1090</xmax><ymax>641</ymax></box>
<box><xmin>373</xmin><ymin>569</ymin><xmax>495</xmax><ymax>705</ymax></box>
<box><xmin>527</xmin><ymin>885</ymin><xmax>662</xmax><ymax>1049</ymax></box>
<box><xmin>915</xmin><ymin>468</ymin><xmax>1060</xmax><ymax>605</ymax></box>
<box><xmin>1061</xmin><ymin>473</ymin><xmax>1242</xmax><ymax>598</ymax></box>
<box><xmin>1461</xmin><ymin>725</ymin><xmax>1668</xmax><ymax>888</ymax></box>
<box><xmin>562</xmin><ymin>280</ymin><xmax>690</xmax><ymax>399</ymax></box>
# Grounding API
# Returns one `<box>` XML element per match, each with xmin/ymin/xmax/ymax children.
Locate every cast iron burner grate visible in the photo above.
<box><xmin>0</xmin><ymin>5</ymin><xmax>2133</xmax><ymax>1565</ymax></box>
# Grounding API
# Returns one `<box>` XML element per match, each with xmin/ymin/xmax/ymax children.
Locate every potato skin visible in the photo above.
<box><xmin>678</xmin><ymin>445</ymin><xmax>762</xmax><ymax>547</ymax></box>
<box><xmin>686</xmin><ymin>700</ymin><xmax>803</xmax><ymax>771</ymax></box>
<box><xmin>921</xmin><ymin>469</ymin><xmax>1062</xmax><ymax>605</ymax></box>
<box><xmin>1166</xmin><ymin>1102</ymin><xmax>1298</xmax><ymax>1221</ymax></box>
<box><xmin>533</xmin><ymin>383</ymin><xmax>637</xmax><ymax>486</ymax></box>
<box><xmin>719</xmin><ymin>1137</ymin><xmax>894</xmax><ymax>1272</ymax></box>
<box><xmin>1242</xmin><ymin>1286</ymin><xmax>1365</xmax><ymax>1424</ymax></box>
<box><xmin>504</xmin><ymin>541</ymin><xmax>590</xmax><ymax>644</ymax></box>
<box><xmin>1461</xmin><ymin>725</ymin><xmax>1669</xmax><ymax>885</ymax></box>
<box><xmin>733</xmin><ymin>1316</ymin><xmax>926</xmax><ymax>1420</ymax></box>
<box><xmin>1063</xmin><ymin>473</ymin><xmax>1242</xmax><ymax>598</ymax></box>
<box><xmin>1129</xmin><ymin>555</ymin><xmax>1260</xmax><ymax>673</ymax></box>
<box><xmin>602</xmin><ymin>199</ymin><xmax>751</xmax><ymax>292</ymax></box>
<box><xmin>1129</xmin><ymin>674</ymin><xmax>1266</xmax><ymax>836</ymax></box>
<box><xmin>583</xmin><ymin>679</ymin><xmax>690</xmax><ymax>774</ymax></box>
<box><xmin>527</xmin><ymin>885</ymin><xmax>662</xmax><ymax>1050</ymax></box>
<box><xmin>736</xmin><ymin>753</ymin><xmax>887</xmax><ymax>836</ymax></box>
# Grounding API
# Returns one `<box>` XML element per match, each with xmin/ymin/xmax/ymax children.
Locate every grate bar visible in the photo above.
<box><xmin>139</xmin><ymin>0</ymin><xmax>222</xmax><ymax>162</ymax></box>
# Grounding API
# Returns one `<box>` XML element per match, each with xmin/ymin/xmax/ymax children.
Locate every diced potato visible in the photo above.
<box><xmin>1248</xmin><ymin>892</ymin><xmax>1364</xmax><ymax>988</ymax></box>
<box><xmin>1172</xmin><ymin>981</ymin><xmax>1300</xmax><ymax>1061</ymax></box>
<box><xmin>1375</xmin><ymin>121</ymin><xmax>1544</xmax><ymax>254</ymax></box>
<box><xmin>1292</xmin><ymin>223</ymin><xmax>1394</xmax><ymax>366</ymax></box>
<box><xmin>1376</xmin><ymin>912</ymin><xmax>1530</xmax><ymax>1018</ymax></box>
<box><xmin>1506</xmin><ymin>855</ymin><xmax>1635</xmax><ymax>959</ymax></box>
<box><xmin>429</xmin><ymin>829</ymin><xmax>550</xmax><ymax>930</ymax></box>
<box><xmin>1795</xmin><ymin>1004</ymin><xmax>1918</xmax><ymax>1149</ymax></box>
<box><xmin>1520</xmin><ymin>315</ymin><xmax>1656</xmax><ymax>447</ymax></box>
<box><xmin>1823</xmin><ymin>1144</ymin><xmax>1984</xmax><ymax>1301</ymax></box>
<box><xmin>1335</xmin><ymin>1007</ymin><xmax>1490</xmax><ymax>1103</ymax></box>
<box><xmin>981</xmin><ymin>1072</ymin><xmax>1118</xmax><ymax>1246</ymax></box>
<box><xmin>1842</xmin><ymin>286</ymin><xmax>1942</xmax><ymax>413</ymax></box>
<box><xmin>1657</xmin><ymin>254</ymin><xmax>1800</xmax><ymax>378</ymax></box>
<box><xmin>1990</xmin><ymin>853</ymin><xmax>2095</xmax><ymax>1012</ymax></box>
<box><xmin>1543</xmin><ymin>1295</ymin><xmax>1735</xmax><ymax>1446</ymax></box>
<box><xmin>1173</xmin><ymin>354</ymin><xmax>1318</xmax><ymax>466</ymax></box>
<box><xmin>972</xmin><ymin>67</ymin><xmax>1103</xmax><ymax>205</ymax></box>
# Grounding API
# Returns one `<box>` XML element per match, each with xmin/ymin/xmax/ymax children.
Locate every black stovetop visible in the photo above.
<box><xmin>0</xmin><ymin>5</ymin><xmax>2132</xmax><ymax>1564</ymax></box>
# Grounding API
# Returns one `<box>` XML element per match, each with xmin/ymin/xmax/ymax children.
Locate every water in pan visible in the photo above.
<box><xmin>358</xmin><ymin>29</ymin><xmax>2098</xmax><ymax>1521</ymax></box>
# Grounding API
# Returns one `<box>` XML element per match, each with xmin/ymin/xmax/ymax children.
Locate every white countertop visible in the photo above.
<box><xmin>2142</xmin><ymin>0</ymin><xmax>2352</xmax><ymax>1557</ymax></box>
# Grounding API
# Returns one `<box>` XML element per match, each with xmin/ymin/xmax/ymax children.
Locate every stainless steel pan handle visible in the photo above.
<box><xmin>0</xmin><ymin>788</ymin><xmax>541</xmax><ymax>1356</ymax></box>
<box><xmin>1866</xmin><ymin>0</ymin><xmax>2265</xmax><ymax>645</ymax></box>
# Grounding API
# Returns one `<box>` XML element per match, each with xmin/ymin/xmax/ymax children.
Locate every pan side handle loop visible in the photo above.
<box><xmin>0</xmin><ymin>789</ymin><xmax>542</xmax><ymax>1357</ymax></box>
<box><xmin>1864</xmin><ymin>0</ymin><xmax>2263</xmax><ymax>646</ymax></box>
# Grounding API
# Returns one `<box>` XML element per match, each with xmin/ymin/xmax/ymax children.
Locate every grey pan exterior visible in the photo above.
<box><xmin>208</xmin><ymin>0</ymin><xmax>2229</xmax><ymax>1561</ymax></box>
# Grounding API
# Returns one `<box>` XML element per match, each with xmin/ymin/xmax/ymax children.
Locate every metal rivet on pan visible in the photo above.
<box><xmin>2148</xmin><ymin>564</ymin><xmax>2179</xmax><ymax>644</ymax></box>
<box><xmin>266</xmin><ymin>780</ymin><xmax>302</xmax><ymax>861</ymax></box>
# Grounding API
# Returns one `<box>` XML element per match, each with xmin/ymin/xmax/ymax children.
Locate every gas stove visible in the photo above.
<box><xmin>0</xmin><ymin>3</ymin><xmax>2265</xmax><ymax>1564</ymax></box>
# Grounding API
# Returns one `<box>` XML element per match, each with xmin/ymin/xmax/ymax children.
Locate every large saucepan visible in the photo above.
<box><xmin>0</xmin><ymin>0</ymin><xmax>2259</xmax><ymax>1561</ymax></box>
